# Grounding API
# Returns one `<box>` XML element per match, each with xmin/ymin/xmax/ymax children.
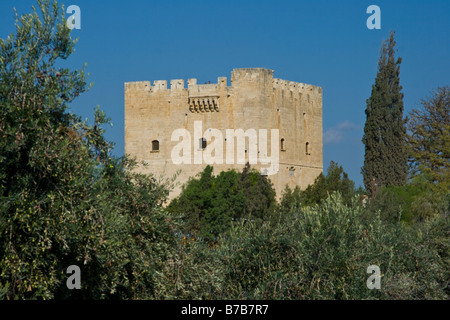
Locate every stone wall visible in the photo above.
<box><xmin>124</xmin><ymin>68</ymin><xmax>323</xmax><ymax>200</ymax></box>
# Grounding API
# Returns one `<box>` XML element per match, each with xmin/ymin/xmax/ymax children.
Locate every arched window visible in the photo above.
<box><xmin>152</xmin><ymin>140</ymin><xmax>159</xmax><ymax>152</ymax></box>
<box><xmin>305</xmin><ymin>142</ymin><xmax>310</xmax><ymax>155</ymax></box>
<box><xmin>280</xmin><ymin>138</ymin><xmax>286</xmax><ymax>151</ymax></box>
<box><xmin>199</xmin><ymin>138</ymin><xmax>207</xmax><ymax>150</ymax></box>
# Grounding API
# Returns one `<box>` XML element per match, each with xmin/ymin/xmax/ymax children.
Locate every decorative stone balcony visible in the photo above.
<box><xmin>188</xmin><ymin>96</ymin><xmax>219</xmax><ymax>113</ymax></box>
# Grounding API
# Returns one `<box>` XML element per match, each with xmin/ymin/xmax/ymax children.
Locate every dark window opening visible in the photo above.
<box><xmin>199</xmin><ymin>138</ymin><xmax>207</xmax><ymax>150</ymax></box>
<box><xmin>152</xmin><ymin>140</ymin><xmax>160</xmax><ymax>152</ymax></box>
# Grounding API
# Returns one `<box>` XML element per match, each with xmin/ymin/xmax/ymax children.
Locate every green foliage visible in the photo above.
<box><xmin>212</xmin><ymin>194</ymin><xmax>449</xmax><ymax>299</ymax></box>
<box><xmin>361</xmin><ymin>82</ymin><xmax>450</xmax><ymax>236</ymax></box>
<box><xmin>362</xmin><ymin>31</ymin><xmax>408</xmax><ymax>196</ymax></box>
<box><xmin>300</xmin><ymin>172</ymin><xmax>328</xmax><ymax>206</ymax></box>
<box><xmin>156</xmin><ymin>237</ymin><xmax>225</xmax><ymax>299</ymax></box>
<box><xmin>366</xmin><ymin>175</ymin><xmax>449</xmax><ymax>224</ymax></box>
<box><xmin>239</xmin><ymin>163</ymin><xmax>277</xmax><ymax>222</ymax></box>
<box><xmin>0</xmin><ymin>0</ymin><xmax>181</xmax><ymax>300</ymax></box>
<box><xmin>407</xmin><ymin>86</ymin><xmax>450</xmax><ymax>192</ymax></box>
<box><xmin>278</xmin><ymin>185</ymin><xmax>302</xmax><ymax>220</ymax></box>
<box><xmin>168</xmin><ymin>164</ymin><xmax>276</xmax><ymax>242</ymax></box>
<box><xmin>280</xmin><ymin>161</ymin><xmax>356</xmax><ymax>210</ymax></box>
<box><xmin>365</xmin><ymin>184</ymin><xmax>422</xmax><ymax>224</ymax></box>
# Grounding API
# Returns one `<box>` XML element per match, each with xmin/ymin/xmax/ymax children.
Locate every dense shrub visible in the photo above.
<box><xmin>0</xmin><ymin>0</ymin><xmax>182</xmax><ymax>299</ymax></box>
<box><xmin>209</xmin><ymin>193</ymin><xmax>449</xmax><ymax>299</ymax></box>
<box><xmin>168</xmin><ymin>164</ymin><xmax>276</xmax><ymax>242</ymax></box>
<box><xmin>279</xmin><ymin>161</ymin><xmax>356</xmax><ymax>213</ymax></box>
<box><xmin>365</xmin><ymin>176</ymin><xmax>449</xmax><ymax>224</ymax></box>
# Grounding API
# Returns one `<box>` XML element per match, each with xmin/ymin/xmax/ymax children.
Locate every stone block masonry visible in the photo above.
<box><xmin>125</xmin><ymin>68</ymin><xmax>323</xmax><ymax>200</ymax></box>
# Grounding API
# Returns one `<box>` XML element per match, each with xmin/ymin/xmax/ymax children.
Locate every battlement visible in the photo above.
<box><xmin>272</xmin><ymin>78</ymin><xmax>322</xmax><ymax>95</ymax></box>
<box><xmin>125</xmin><ymin>76</ymin><xmax>227</xmax><ymax>95</ymax></box>
<box><xmin>125</xmin><ymin>68</ymin><xmax>322</xmax><ymax>96</ymax></box>
<box><xmin>124</xmin><ymin>81</ymin><xmax>151</xmax><ymax>91</ymax></box>
<box><xmin>231</xmin><ymin>67</ymin><xmax>274</xmax><ymax>82</ymax></box>
<box><xmin>188</xmin><ymin>80</ymin><xmax>224</xmax><ymax>97</ymax></box>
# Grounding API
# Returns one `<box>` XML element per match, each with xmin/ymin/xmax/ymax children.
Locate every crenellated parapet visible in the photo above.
<box><xmin>170</xmin><ymin>79</ymin><xmax>184</xmax><ymax>90</ymax></box>
<box><xmin>272</xmin><ymin>78</ymin><xmax>322</xmax><ymax>95</ymax></box>
<box><xmin>124</xmin><ymin>68</ymin><xmax>322</xmax><ymax>113</ymax></box>
<box><xmin>124</xmin><ymin>81</ymin><xmax>151</xmax><ymax>91</ymax></box>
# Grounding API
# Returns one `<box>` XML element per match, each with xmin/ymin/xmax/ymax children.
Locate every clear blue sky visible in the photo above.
<box><xmin>1</xmin><ymin>0</ymin><xmax>449</xmax><ymax>188</ymax></box>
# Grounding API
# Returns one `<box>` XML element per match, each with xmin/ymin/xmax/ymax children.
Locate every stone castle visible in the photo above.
<box><xmin>125</xmin><ymin>68</ymin><xmax>323</xmax><ymax>199</ymax></box>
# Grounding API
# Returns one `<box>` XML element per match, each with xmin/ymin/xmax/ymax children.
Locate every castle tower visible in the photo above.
<box><xmin>125</xmin><ymin>68</ymin><xmax>323</xmax><ymax>199</ymax></box>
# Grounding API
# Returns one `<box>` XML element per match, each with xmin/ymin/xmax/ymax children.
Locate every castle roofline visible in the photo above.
<box><xmin>232</xmin><ymin>67</ymin><xmax>274</xmax><ymax>73</ymax></box>
<box><xmin>124</xmin><ymin>68</ymin><xmax>322</xmax><ymax>93</ymax></box>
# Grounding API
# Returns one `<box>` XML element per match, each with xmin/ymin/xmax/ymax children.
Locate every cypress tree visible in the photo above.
<box><xmin>362</xmin><ymin>31</ymin><xmax>407</xmax><ymax>196</ymax></box>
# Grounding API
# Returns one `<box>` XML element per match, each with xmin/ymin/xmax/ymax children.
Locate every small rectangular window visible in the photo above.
<box><xmin>152</xmin><ymin>140</ymin><xmax>159</xmax><ymax>152</ymax></box>
<box><xmin>199</xmin><ymin>138</ymin><xmax>207</xmax><ymax>150</ymax></box>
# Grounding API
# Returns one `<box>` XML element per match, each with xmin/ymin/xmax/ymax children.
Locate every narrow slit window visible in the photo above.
<box><xmin>305</xmin><ymin>142</ymin><xmax>310</xmax><ymax>155</ymax></box>
<box><xmin>199</xmin><ymin>138</ymin><xmax>207</xmax><ymax>150</ymax></box>
<box><xmin>152</xmin><ymin>140</ymin><xmax>160</xmax><ymax>152</ymax></box>
<box><xmin>281</xmin><ymin>138</ymin><xmax>286</xmax><ymax>151</ymax></box>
